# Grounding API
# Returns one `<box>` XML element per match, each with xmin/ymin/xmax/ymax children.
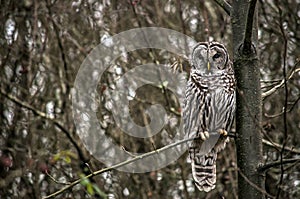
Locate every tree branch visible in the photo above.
<box><xmin>238</xmin><ymin>168</ymin><xmax>275</xmax><ymax>199</ymax></box>
<box><xmin>242</xmin><ymin>0</ymin><xmax>257</xmax><ymax>55</ymax></box>
<box><xmin>43</xmin><ymin>137</ymin><xmax>194</xmax><ymax>199</ymax></box>
<box><xmin>0</xmin><ymin>89</ymin><xmax>89</xmax><ymax>162</ymax></box>
<box><xmin>264</xmin><ymin>95</ymin><xmax>300</xmax><ymax>118</ymax></box>
<box><xmin>276</xmin><ymin>3</ymin><xmax>289</xmax><ymax>197</ymax></box>
<box><xmin>214</xmin><ymin>0</ymin><xmax>232</xmax><ymax>16</ymax></box>
<box><xmin>262</xmin><ymin>68</ymin><xmax>300</xmax><ymax>99</ymax></box>
<box><xmin>262</xmin><ymin>139</ymin><xmax>300</xmax><ymax>154</ymax></box>
<box><xmin>257</xmin><ymin>158</ymin><xmax>300</xmax><ymax>173</ymax></box>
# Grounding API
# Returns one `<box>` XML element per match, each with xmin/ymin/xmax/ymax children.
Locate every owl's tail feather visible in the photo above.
<box><xmin>191</xmin><ymin>150</ymin><xmax>217</xmax><ymax>192</ymax></box>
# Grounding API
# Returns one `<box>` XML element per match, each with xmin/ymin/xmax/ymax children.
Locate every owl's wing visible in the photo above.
<box><xmin>205</xmin><ymin>87</ymin><xmax>236</xmax><ymax>134</ymax></box>
<box><xmin>183</xmin><ymin>83</ymin><xmax>236</xmax><ymax>155</ymax></box>
<box><xmin>183</xmin><ymin>83</ymin><xmax>236</xmax><ymax>192</ymax></box>
<box><xmin>183</xmin><ymin>80</ymin><xmax>205</xmax><ymax>139</ymax></box>
<box><xmin>205</xmin><ymin>88</ymin><xmax>235</xmax><ymax>153</ymax></box>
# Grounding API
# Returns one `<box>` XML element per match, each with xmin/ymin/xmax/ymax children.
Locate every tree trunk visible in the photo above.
<box><xmin>231</xmin><ymin>1</ymin><xmax>264</xmax><ymax>198</ymax></box>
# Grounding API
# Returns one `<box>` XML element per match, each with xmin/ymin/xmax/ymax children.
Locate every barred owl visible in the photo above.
<box><xmin>183</xmin><ymin>42</ymin><xmax>236</xmax><ymax>192</ymax></box>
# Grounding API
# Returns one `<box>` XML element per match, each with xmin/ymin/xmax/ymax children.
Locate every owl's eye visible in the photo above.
<box><xmin>213</xmin><ymin>53</ymin><xmax>221</xmax><ymax>59</ymax></box>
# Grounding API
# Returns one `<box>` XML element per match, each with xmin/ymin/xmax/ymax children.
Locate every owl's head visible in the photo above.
<box><xmin>190</xmin><ymin>42</ymin><xmax>231</xmax><ymax>75</ymax></box>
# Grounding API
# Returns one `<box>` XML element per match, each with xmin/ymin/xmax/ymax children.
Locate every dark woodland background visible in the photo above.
<box><xmin>0</xmin><ymin>0</ymin><xmax>300</xmax><ymax>198</ymax></box>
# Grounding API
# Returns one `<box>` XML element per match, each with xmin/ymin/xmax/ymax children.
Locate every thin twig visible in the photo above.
<box><xmin>237</xmin><ymin>168</ymin><xmax>275</xmax><ymax>199</ymax></box>
<box><xmin>264</xmin><ymin>95</ymin><xmax>300</xmax><ymax>118</ymax></box>
<box><xmin>257</xmin><ymin>158</ymin><xmax>300</xmax><ymax>173</ymax></box>
<box><xmin>177</xmin><ymin>0</ymin><xmax>190</xmax><ymax>56</ymax></box>
<box><xmin>46</xmin><ymin>0</ymin><xmax>70</xmax><ymax>94</ymax></box>
<box><xmin>46</xmin><ymin>172</ymin><xmax>71</xmax><ymax>185</ymax></box>
<box><xmin>262</xmin><ymin>68</ymin><xmax>300</xmax><ymax>99</ymax></box>
<box><xmin>262</xmin><ymin>139</ymin><xmax>300</xmax><ymax>154</ymax></box>
<box><xmin>275</xmin><ymin>1</ymin><xmax>288</xmax><ymax>197</ymax></box>
<box><xmin>84</xmin><ymin>163</ymin><xmax>94</xmax><ymax>174</ymax></box>
<box><xmin>177</xmin><ymin>0</ymin><xmax>186</xmax><ymax>35</ymax></box>
<box><xmin>214</xmin><ymin>0</ymin><xmax>232</xmax><ymax>16</ymax></box>
<box><xmin>0</xmin><ymin>89</ymin><xmax>88</xmax><ymax>162</ymax></box>
<box><xmin>121</xmin><ymin>146</ymin><xmax>137</xmax><ymax>158</ymax></box>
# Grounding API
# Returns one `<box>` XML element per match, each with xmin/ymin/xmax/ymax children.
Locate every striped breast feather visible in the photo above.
<box><xmin>205</xmin><ymin>87</ymin><xmax>236</xmax><ymax>132</ymax></box>
<box><xmin>183</xmin><ymin>80</ymin><xmax>206</xmax><ymax>138</ymax></box>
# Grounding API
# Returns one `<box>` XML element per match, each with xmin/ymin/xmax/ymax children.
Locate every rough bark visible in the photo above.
<box><xmin>231</xmin><ymin>1</ymin><xmax>264</xmax><ymax>198</ymax></box>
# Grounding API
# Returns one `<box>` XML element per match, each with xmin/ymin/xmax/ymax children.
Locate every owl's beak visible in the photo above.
<box><xmin>207</xmin><ymin>62</ymin><xmax>211</xmax><ymax>71</ymax></box>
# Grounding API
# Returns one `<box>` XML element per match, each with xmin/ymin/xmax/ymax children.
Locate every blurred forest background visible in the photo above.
<box><xmin>1</xmin><ymin>0</ymin><xmax>300</xmax><ymax>198</ymax></box>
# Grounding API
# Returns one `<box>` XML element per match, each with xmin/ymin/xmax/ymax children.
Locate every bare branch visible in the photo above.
<box><xmin>214</xmin><ymin>0</ymin><xmax>232</xmax><ymax>16</ymax></box>
<box><xmin>43</xmin><ymin>137</ymin><xmax>194</xmax><ymax>198</ymax></box>
<box><xmin>238</xmin><ymin>168</ymin><xmax>275</xmax><ymax>199</ymax></box>
<box><xmin>46</xmin><ymin>1</ymin><xmax>70</xmax><ymax>94</ymax></box>
<box><xmin>46</xmin><ymin>172</ymin><xmax>71</xmax><ymax>186</ymax></box>
<box><xmin>1</xmin><ymin>89</ymin><xmax>52</xmax><ymax>119</ymax></box>
<box><xmin>242</xmin><ymin>0</ymin><xmax>257</xmax><ymax>55</ymax></box>
<box><xmin>276</xmin><ymin>3</ymin><xmax>289</xmax><ymax>197</ymax></box>
<box><xmin>262</xmin><ymin>68</ymin><xmax>300</xmax><ymax>99</ymax></box>
<box><xmin>257</xmin><ymin>158</ymin><xmax>300</xmax><ymax>173</ymax></box>
<box><xmin>0</xmin><ymin>89</ymin><xmax>89</xmax><ymax>162</ymax></box>
<box><xmin>262</xmin><ymin>139</ymin><xmax>300</xmax><ymax>154</ymax></box>
<box><xmin>264</xmin><ymin>95</ymin><xmax>300</xmax><ymax>118</ymax></box>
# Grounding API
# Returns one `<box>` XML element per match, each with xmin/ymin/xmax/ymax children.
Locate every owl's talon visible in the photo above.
<box><xmin>204</xmin><ymin>131</ymin><xmax>209</xmax><ymax>139</ymax></box>
<box><xmin>218</xmin><ymin>129</ymin><xmax>228</xmax><ymax>136</ymax></box>
<box><xmin>200</xmin><ymin>131</ymin><xmax>210</xmax><ymax>140</ymax></box>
